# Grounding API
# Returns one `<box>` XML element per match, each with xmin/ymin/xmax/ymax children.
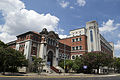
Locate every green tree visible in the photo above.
<box><xmin>32</xmin><ymin>56</ymin><xmax>44</xmax><ymax>74</ymax></box>
<box><xmin>72</xmin><ymin>57</ymin><xmax>83</xmax><ymax>73</ymax></box>
<box><xmin>82</xmin><ymin>52</ymin><xmax>113</xmax><ymax>74</ymax></box>
<box><xmin>6</xmin><ymin>47</ymin><xmax>28</xmax><ymax>72</ymax></box>
<box><xmin>0</xmin><ymin>47</ymin><xmax>8</xmax><ymax>74</ymax></box>
<box><xmin>58</xmin><ymin>59</ymin><xmax>73</xmax><ymax>73</ymax></box>
<box><xmin>0</xmin><ymin>40</ymin><xmax>28</xmax><ymax>74</ymax></box>
<box><xmin>0</xmin><ymin>40</ymin><xmax>8</xmax><ymax>48</ymax></box>
<box><xmin>65</xmin><ymin>59</ymin><xmax>73</xmax><ymax>73</ymax></box>
<box><xmin>113</xmin><ymin>57</ymin><xmax>120</xmax><ymax>73</ymax></box>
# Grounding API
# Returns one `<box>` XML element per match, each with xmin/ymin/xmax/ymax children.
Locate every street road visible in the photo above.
<box><xmin>0</xmin><ymin>76</ymin><xmax>120</xmax><ymax>80</ymax></box>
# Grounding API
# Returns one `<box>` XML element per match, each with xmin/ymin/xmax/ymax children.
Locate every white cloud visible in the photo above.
<box><xmin>70</xmin><ymin>6</ymin><xmax>74</xmax><ymax>9</ymax></box>
<box><xmin>59</xmin><ymin>1</ymin><xmax>69</xmax><ymax>8</ymax></box>
<box><xmin>0</xmin><ymin>32</ymin><xmax>16</xmax><ymax>43</ymax></box>
<box><xmin>58</xmin><ymin>0</ymin><xmax>86</xmax><ymax>8</ymax></box>
<box><xmin>99</xmin><ymin>19</ymin><xmax>120</xmax><ymax>57</ymax></box>
<box><xmin>0</xmin><ymin>0</ymin><xmax>61</xmax><ymax>43</ymax></box>
<box><xmin>118</xmin><ymin>34</ymin><xmax>120</xmax><ymax>37</ymax></box>
<box><xmin>0</xmin><ymin>0</ymin><xmax>25</xmax><ymax>13</ymax></box>
<box><xmin>59</xmin><ymin>35</ymin><xmax>68</xmax><ymax>39</ymax></box>
<box><xmin>114</xmin><ymin>41</ymin><xmax>120</xmax><ymax>50</ymax></box>
<box><xmin>116</xmin><ymin>23</ymin><xmax>120</xmax><ymax>26</ymax></box>
<box><xmin>99</xmin><ymin>19</ymin><xmax>118</xmax><ymax>32</ymax></box>
<box><xmin>77</xmin><ymin>0</ymin><xmax>86</xmax><ymax>7</ymax></box>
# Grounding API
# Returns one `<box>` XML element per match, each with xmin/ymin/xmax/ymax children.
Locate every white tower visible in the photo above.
<box><xmin>86</xmin><ymin>21</ymin><xmax>101</xmax><ymax>52</ymax></box>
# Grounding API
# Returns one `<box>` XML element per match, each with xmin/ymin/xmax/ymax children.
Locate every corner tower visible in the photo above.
<box><xmin>86</xmin><ymin>21</ymin><xmax>101</xmax><ymax>52</ymax></box>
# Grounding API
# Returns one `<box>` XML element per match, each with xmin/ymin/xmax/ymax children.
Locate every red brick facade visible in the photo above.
<box><xmin>59</xmin><ymin>35</ymin><xmax>88</xmax><ymax>56</ymax></box>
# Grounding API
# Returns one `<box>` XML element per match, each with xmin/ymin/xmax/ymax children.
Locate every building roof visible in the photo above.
<box><xmin>86</xmin><ymin>20</ymin><xmax>98</xmax><ymax>25</ymax></box>
<box><xmin>59</xmin><ymin>35</ymin><xmax>86</xmax><ymax>40</ymax></box>
<box><xmin>16</xmin><ymin>28</ymin><xmax>60</xmax><ymax>39</ymax></box>
<box><xmin>16</xmin><ymin>31</ymin><xmax>40</xmax><ymax>37</ymax></box>
<box><xmin>7</xmin><ymin>40</ymin><xmax>16</xmax><ymax>45</ymax></box>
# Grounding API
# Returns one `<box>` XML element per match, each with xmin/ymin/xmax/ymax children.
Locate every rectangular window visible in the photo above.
<box><xmin>76</xmin><ymin>38</ymin><xmax>78</xmax><ymax>42</ymax></box>
<box><xmin>48</xmin><ymin>38</ymin><xmax>50</xmax><ymax>44</ymax></box>
<box><xmin>76</xmin><ymin>46</ymin><xmax>78</xmax><ymax>50</ymax></box>
<box><xmin>72</xmin><ymin>39</ymin><xmax>75</xmax><ymax>42</ymax></box>
<box><xmin>72</xmin><ymin>47</ymin><xmax>75</xmax><ymax>50</ymax></box>
<box><xmin>32</xmin><ymin>47</ymin><xmax>36</xmax><ymax>55</ymax></box>
<box><xmin>79</xmin><ymin>38</ymin><xmax>82</xmax><ymax>41</ymax></box>
<box><xmin>79</xmin><ymin>46</ymin><xmax>82</xmax><ymax>50</ymax></box>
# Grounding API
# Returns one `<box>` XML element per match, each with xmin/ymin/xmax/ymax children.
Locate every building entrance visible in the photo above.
<box><xmin>47</xmin><ymin>51</ymin><xmax>53</xmax><ymax>66</ymax></box>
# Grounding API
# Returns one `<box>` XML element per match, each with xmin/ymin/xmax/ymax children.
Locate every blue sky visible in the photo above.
<box><xmin>0</xmin><ymin>0</ymin><xmax>120</xmax><ymax>57</ymax></box>
<box><xmin>21</xmin><ymin>0</ymin><xmax>120</xmax><ymax>33</ymax></box>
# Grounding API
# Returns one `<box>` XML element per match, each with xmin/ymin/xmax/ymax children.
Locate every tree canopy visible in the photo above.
<box><xmin>82</xmin><ymin>52</ymin><xmax>113</xmax><ymax>73</ymax></box>
<box><xmin>32</xmin><ymin>56</ymin><xmax>44</xmax><ymax>74</ymax></box>
<box><xmin>59</xmin><ymin>52</ymin><xmax>113</xmax><ymax>73</ymax></box>
<box><xmin>0</xmin><ymin>40</ymin><xmax>28</xmax><ymax>74</ymax></box>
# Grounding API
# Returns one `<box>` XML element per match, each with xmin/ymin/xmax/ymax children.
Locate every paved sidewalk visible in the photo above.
<box><xmin>0</xmin><ymin>72</ymin><xmax>120</xmax><ymax>78</ymax></box>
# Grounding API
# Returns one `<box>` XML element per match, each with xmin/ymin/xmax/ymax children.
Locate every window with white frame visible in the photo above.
<box><xmin>80</xmin><ymin>55</ymin><xmax>82</xmax><ymax>57</ymax></box>
<box><xmin>79</xmin><ymin>46</ymin><xmax>82</xmax><ymax>50</ymax></box>
<box><xmin>76</xmin><ymin>55</ymin><xmax>78</xmax><ymax>58</ymax></box>
<box><xmin>72</xmin><ymin>55</ymin><xmax>75</xmax><ymax>59</ymax></box>
<box><xmin>76</xmin><ymin>46</ymin><xmax>79</xmax><ymax>50</ymax></box>
<box><xmin>79</xmin><ymin>37</ymin><xmax>82</xmax><ymax>41</ymax></box>
<box><xmin>72</xmin><ymin>39</ymin><xmax>75</xmax><ymax>42</ymax></box>
<box><xmin>72</xmin><ymin>47</ymin><xmax>75</xmax><ymax>50</ymax></box>
<box><xmin>76</xmin><ymin>38</ymin><xmax>78</xmax><ymax>42</ymax></box>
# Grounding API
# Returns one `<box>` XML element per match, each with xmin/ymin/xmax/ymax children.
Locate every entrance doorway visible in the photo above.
<box><xmin>47</xmin><ymin>51</ymin><xmax>53</xmax><ymax>66</ymax></box>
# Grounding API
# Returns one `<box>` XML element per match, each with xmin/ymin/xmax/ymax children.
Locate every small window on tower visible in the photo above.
<box><xmin>90</xmin><ymin>30</ymin><xmax>93</xmax><ymax>42</ymax></box>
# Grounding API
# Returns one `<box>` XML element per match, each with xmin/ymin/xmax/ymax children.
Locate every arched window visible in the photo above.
<box><xmin>80</xmin><ymin>55</ymin><xmax>82</xmax><ymax>57</ymax></box>
<box><xmin>72</xmin><ymin>56</ymin><xmax>75</xmax><ymax>59</ymax></box>
<box><xmin>76</xmin><ymin>55</ymin><xmax>78</xmax><ymax>58</ymax></box>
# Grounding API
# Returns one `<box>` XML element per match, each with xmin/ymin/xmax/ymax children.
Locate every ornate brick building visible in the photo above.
<box><xmin>7</xmin><ymin>20</ymin><xmax>114</xmax><ymax>72</ymax></box>
<box><xmin>8</xmin><ymin>28</ymin><xmax>70</xmax><ymax>72</ymax></box>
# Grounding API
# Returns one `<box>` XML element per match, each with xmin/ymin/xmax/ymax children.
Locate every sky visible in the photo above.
<box><xmin>0</xmin><ymin>0</ymin><xmax>120</xmax><ymax>57</ymax></box>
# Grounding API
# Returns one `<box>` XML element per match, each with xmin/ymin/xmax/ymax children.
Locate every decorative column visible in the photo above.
<box><xmin>38</xmin><ymin>35</ymin><xmax>47</xmax><ymax>59</ymax></box>
<box><xmin>16</xmin><ymin>43</ymin><xmax>20</xmax><ymax>50</ymax></box>
<box><xmin>54</xmin><ymin>42</ymin><xmax>59</xmax><ymax>66</ymax></box>
<box><xmin>24</xmin><ymin>40</ymin><xmax>32</xmax><ymax>60</ymax></box>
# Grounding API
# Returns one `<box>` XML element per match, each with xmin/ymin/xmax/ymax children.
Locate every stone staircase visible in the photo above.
<box><xmin>50</xmin><ymin>66</ymin><xmax>60</xmax><ymax>73</ymax></box>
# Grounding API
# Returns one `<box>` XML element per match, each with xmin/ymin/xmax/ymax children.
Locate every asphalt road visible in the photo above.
<box><xmin>0</xmin><ymin>76</ymin><xmax>120</xmax><ymax>80</ymax></box>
